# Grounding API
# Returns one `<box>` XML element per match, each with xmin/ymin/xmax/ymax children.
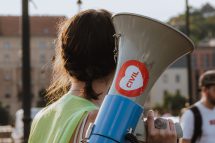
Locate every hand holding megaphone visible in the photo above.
<box><xmin>133</xmin><ymin>110</ymin><xmax>182</xmax><ymax>143</ymax></box>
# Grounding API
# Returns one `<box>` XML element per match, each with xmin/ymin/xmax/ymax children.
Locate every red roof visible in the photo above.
<box><xmin>0</xmin><ymin>16</ymin><xmax>66</xmax><ymax>37</ymax></box>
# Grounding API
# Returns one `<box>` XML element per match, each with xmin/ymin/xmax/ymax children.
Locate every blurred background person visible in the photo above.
<box><xmin>180</xmin><ymin>70</ymin><xmax>215</xmax><ymax>143</ymax></box>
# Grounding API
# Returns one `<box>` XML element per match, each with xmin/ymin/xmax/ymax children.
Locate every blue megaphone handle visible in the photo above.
<box><xmin>88</xmin><ymin>94</ymin><xmax>143</xmax><ymax>143</ymax></box>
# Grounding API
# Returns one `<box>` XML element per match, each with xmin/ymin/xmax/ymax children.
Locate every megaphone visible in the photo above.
<box><xmin>87</xmin><ymin>13</ymin><xmax>194</xmax><ymax>143</ymax></box>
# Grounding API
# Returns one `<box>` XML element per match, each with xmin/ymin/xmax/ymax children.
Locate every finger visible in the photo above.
<box><xmin>155</xmin><ymin>118</ymin><xmax>168</xmax><ymax>137</ymax></box>
<box><xmin>168</xmin><ymin>119</ymin><xmax>175</xmax><ymax>131</ymax></box>
<box><xmin>175</xmin><ymin>122</ymin><xmax>183</xmax><ymax>138</ymax></box>
<box><xmin>147</xmin><ymin>110</ymin><xmax>155</xmax><ymax>132</ymax></box>
<box><xmin>166</xmin><ymin>119</ymin><xmax>170</xmax><ymax>131</ymax></box>
<box><xmin>168</xmin><ymin>119</ymin><xmax>177</xmax><ymax>138</ymax></box>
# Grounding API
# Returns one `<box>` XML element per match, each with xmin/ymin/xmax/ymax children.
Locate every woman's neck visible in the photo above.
<box><xmin>70</xmin><ymin>78</ymin><xmax>86</xmax><ymax>97</ymax></box>
<box><xmin>70</xmin><ymin>74</ymin><xmax>113</xmax><ymax>106</ymax></box>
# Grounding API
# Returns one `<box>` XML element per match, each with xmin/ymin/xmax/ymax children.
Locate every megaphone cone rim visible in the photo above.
<box><xmin>112</xmin><ymin>12</ymin><xmax>195</xmax><ymax>52</ymax></box>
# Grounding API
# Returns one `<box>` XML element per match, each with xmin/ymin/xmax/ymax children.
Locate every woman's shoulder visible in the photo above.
<box><xmin>33</xmin><ymin>93</ymin><xmax>98</xmax><ymax>122</ymax></box>
<box><xmin>31</xmin><ymin>94</ymin><xmax>68</xmax><ymax>123</ymax></box>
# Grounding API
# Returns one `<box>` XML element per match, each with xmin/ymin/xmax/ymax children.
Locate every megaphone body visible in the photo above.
<box><xmin>87</xmin><ymin>13</ymin><xmax>194</xmax><ymax>143</ymax></box>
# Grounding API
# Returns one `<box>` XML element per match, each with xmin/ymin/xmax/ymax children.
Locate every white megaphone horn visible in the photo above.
<box><xmin>109</xmin><ymin>13</ymin><xmax>194</xmax><ymax>104</ymax></box>
<box><xmin>87</xmin><ymin>13</ymin><xmax>195</xmax><ymax>143</ymax></box>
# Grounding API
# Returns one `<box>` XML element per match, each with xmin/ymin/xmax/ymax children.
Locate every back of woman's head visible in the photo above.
<box><xmin>47</xmin><ymin>9</ymin><xmax>116</xmax><ymax>102</ymax></box>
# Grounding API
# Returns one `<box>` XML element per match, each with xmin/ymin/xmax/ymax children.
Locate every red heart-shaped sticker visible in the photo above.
<box><xmin>115</xmin><ymin>60</ymin><xmax>149</xmax><ymax>97</ymax></box>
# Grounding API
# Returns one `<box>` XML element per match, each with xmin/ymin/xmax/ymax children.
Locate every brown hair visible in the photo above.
<box><xmin>47</xmin><ymin>9</ymin><xmax>116</xmax><ymax>103</ymax></box>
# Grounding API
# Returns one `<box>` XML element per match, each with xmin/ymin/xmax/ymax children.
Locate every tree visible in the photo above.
<box><xmin>170</xmin><ymin>90</ymin><xmax>187</xmax><ymax>115</ymax></box>
<box><xmin>154</xmin><ymin>90</ymin><xmax>187</xmax><ymax>116</ymax></box>
<box><xmin>168</xmin><ymin>3</ymin><xmax>215</xmax><ymax>43</ymax></box>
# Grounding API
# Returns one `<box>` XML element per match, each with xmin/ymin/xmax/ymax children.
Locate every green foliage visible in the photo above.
<box><xmin>154</xmin><ymin>91</ymin><xmax>187</xmax><ymax>116</ymax></box>
<box><xmin>168</xmin><ymin>4</ymin><xmax>215</xmax><ymax>43</ymax></box>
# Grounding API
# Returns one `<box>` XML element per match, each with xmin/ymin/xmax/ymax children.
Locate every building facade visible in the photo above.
<box><xmin>148</xmin><ymin>42</ymin><xmax>215</xmax><ymax>107</ymax></box>
<box><xmin>191</xmin><ymin>40</ymin><xmax>215</xmax><ymax>100</ymax></box>
<box><xmin>148</xmin><ymin>57</ymin><xmax>188</xmax><ymax>107</ymax></box>
<box><xmin>0</xmin><ymin>16</ymin><xmax>64</xmax><ymax>117</ymax></box>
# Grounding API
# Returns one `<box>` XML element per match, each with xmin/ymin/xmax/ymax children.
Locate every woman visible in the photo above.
<box><xmin>28</xmin><ymin>9</ymin><xmax>176</xmax><ymax>143</ymax></box>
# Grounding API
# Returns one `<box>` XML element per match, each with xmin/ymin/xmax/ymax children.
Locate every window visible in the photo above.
<box><xmin>163</xmin><ymin>74</ymin><xmax>168</xmax><ymax>83</ymax></box>
<box><xmin>4</xmin><ymin>74</ymin><xmax>11</xmax><ymax>81</ymax></box>
<box><xmin>176</xmin><ymin>89</ymin><xmax>181</xmax><ymax>95</ymax></box>
<box><xmin>38</xmin><ymin>41</ymin><xmax>46</xmax><ymax>48</ymax></box>
<box><xmin>213</xmin><ymin>52</ymin><xmax>215</xmax><ymax>66</ymax></box>
<box><xmin>4</xmin><ymin>71</ymin><xmax>11</xmax><ymax>81</ymax></box>
<box><xmin>40</xmin><ymin>54</ymin><xmax>46</xmax><ymax>64</ymax></box>
<box><xmin>5</xmin><ymin>93</ymin><xmax>11</xmax><ymax>98</ymax></box>
<box><xmin>175</xmin><ymin>74</ymin><xmax>180</xmax><ymax>83</ymax></box>
<box><xmin>43</xmin><ymin>28</ymin><xmax>49</xmax><ymax>34</ymax></box>
<box><xmin>192</xmin><ymin>56</ymin><xmax>197</xmax><ymax>68</ymax></box>
<box><xmin>4</xmin><ymin>54</ymin><xmax>10</xmax><ymax>64</ymax></box>
<box><xmin>203</xmin><ymin>54</ymin><xmax>210</xmax><ymax>68</ymax></box>
<box><xmin>3</xmin><ymin>41</ymin><xmax>11</xmax><ymax>48</ymax></box>
<box><xmin>163</xmin><ymin>90</ymin><xmax>168</xmax><ymax>96</ymax></box>
<box><xmin>51</xmin><ymin>41</ymin><xmax>56</xmax><ymax>49</ymax></box>
<box><xmin>4</xmin><ymin>54</ymin><xmax>10</xmax><ymax>61</ymax></box>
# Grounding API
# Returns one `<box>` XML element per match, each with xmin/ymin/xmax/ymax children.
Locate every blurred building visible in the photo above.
<box><xmin>194</xmin><ymin>39</ymin><xmax>215</xmax><ymax>72</ymax></box>
<box><xmin>191</xmin><ymin>38</ymin><xmax>215</xmax><ymax>99</ymax></box>
<box><xmin>149</xmin><ymin>39</ymin><xmax>215</xmax><ymax>107</ymax></box>
<box><xmin>0</xmin><ymin>16</ymin><xmax>65</xmax><ymax>117</ymax></box>
<box><xmin>149</xmin><ymin>57</ymin><xmax>188</xmax><ymax>107</ymax></box>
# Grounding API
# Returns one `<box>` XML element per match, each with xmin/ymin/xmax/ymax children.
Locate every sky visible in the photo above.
<box><xmin>0</xmin><ymin>0</ymin><xmax>215</xmax><ymax>22</ymax></box>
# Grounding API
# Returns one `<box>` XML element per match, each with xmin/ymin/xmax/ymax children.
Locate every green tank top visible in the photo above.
<box><xmin>28</xmin><ymin>92</ymin><xmax>98</xmax><ymax>143</ymax></box>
